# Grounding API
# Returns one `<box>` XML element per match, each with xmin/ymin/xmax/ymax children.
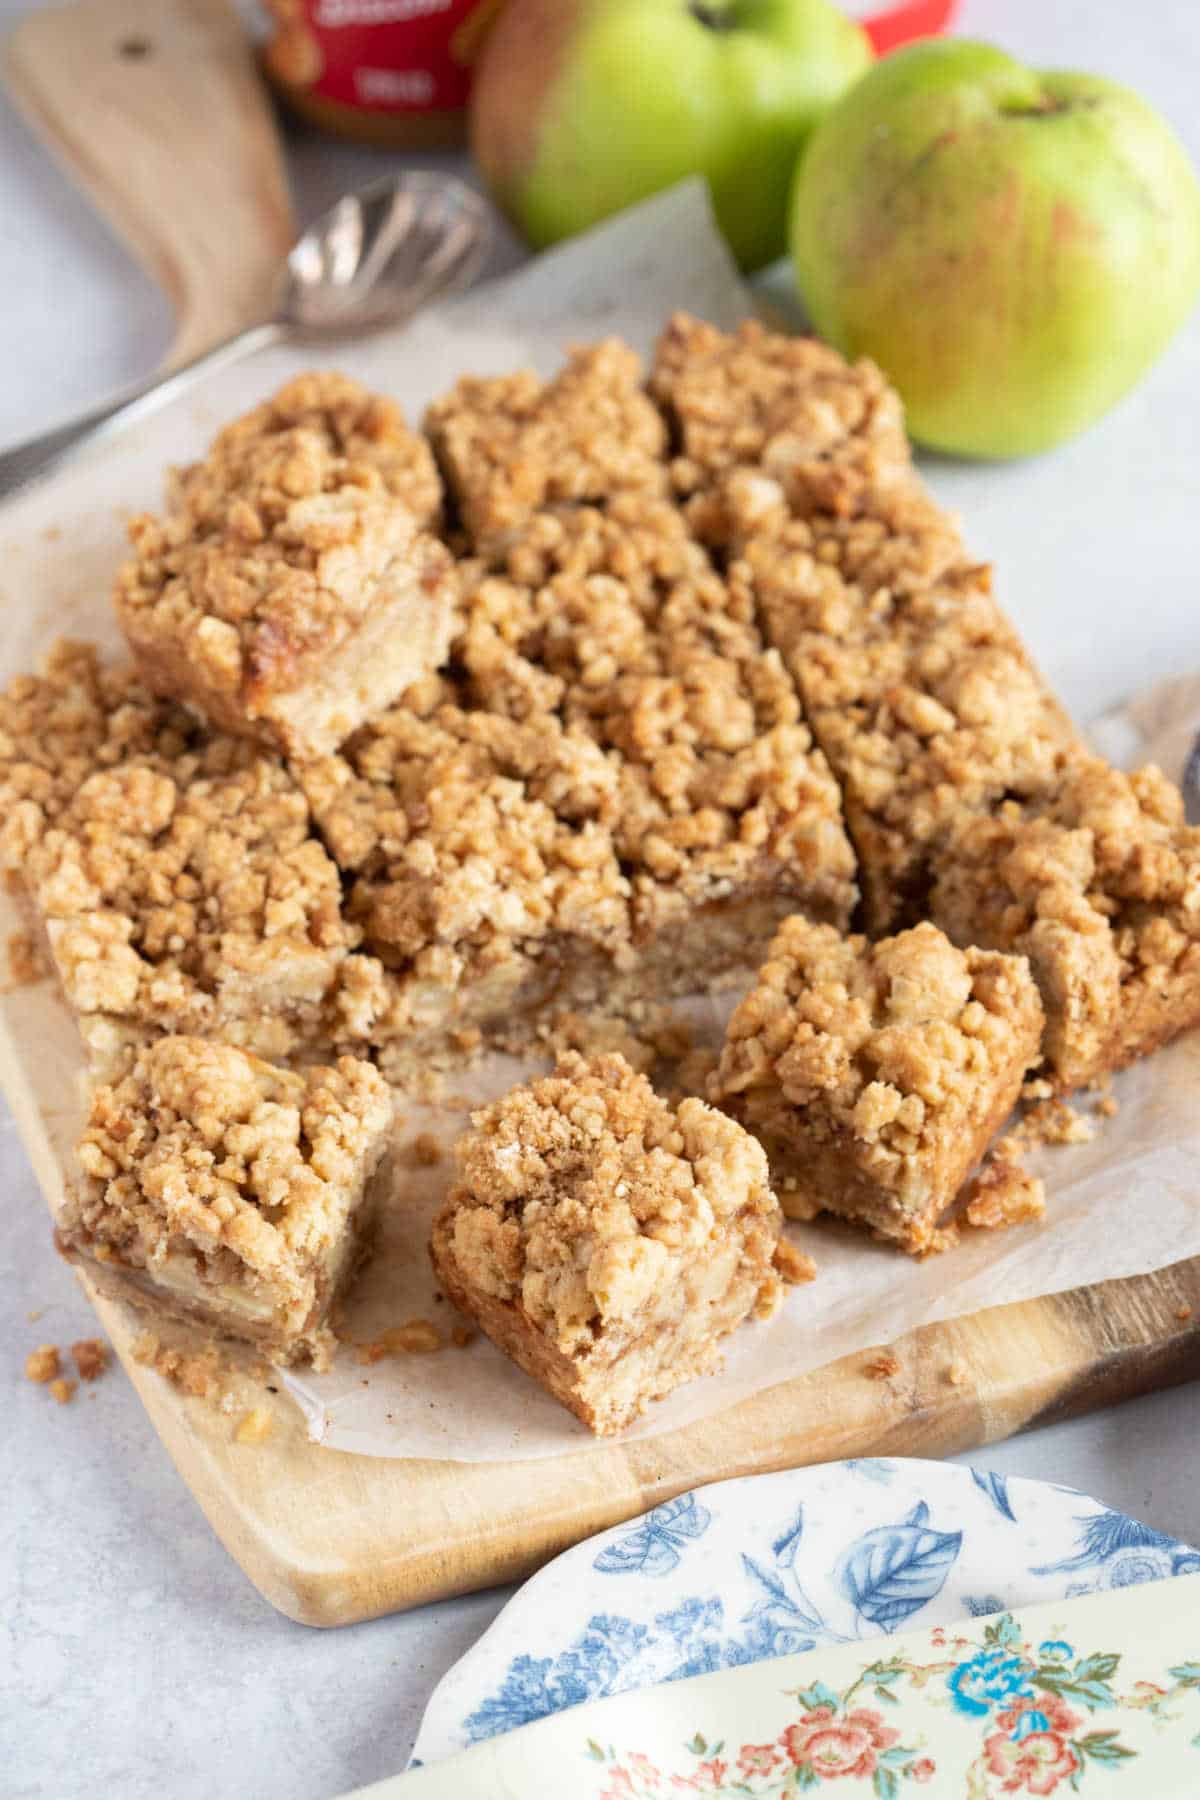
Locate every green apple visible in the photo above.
<box><xmin>470</xmin><ymin>0</ymin><xmax>872</xmax><ymax>271</ymax></box>
<box><xmin>790</xmin><ymin>39</ymin><xmax>1200</xmax><ymax>457</ymax></box>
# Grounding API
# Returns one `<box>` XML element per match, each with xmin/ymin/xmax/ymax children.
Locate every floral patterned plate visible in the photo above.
<box><xmin>353</xmin><ymin>1571</ymin><xmax>1200</xmax><ymax>1796</ymax></box>
<box><xmin>409</xmin><ymin>1459</ymin><xmax>1198</xmax><ymax>1770</ymax></box>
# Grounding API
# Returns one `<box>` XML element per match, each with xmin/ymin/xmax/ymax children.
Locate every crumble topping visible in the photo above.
<box><xmin>442</xmin><ymin>1051</ymin><xmax>782</xmax><ymax>1354</ymax></box>
<box><xmin>70</xmin><ymin>1036</ymin><xmax>393</xmax><ymax>1283</ymax></box>
<box><xmin>0</xmin><ymin>639</ymin><xmax>196</xmax><ymax>871</ymax></box>
<box><xmin>425</xmin><ymin>340</ymin><xmax>668</xmax><ymax>549</ymax></box>
<box><xmin>650</xmin><ymin>312</ymin><xmax>912</xmax><ymax>531</ymax></box>
<box><xmin>27</xmin><ymin>742</ymin><xmax>359</xmax><ymax>1043</ymax></box>
<box><xmin>717</xmin><ymin>919</ymin><xmax>1042</xmax><ymax>1174</ymax></box>
<box><xmin>115</xmin><ymin>374</ymin><xmax>451</xmax><ymax>746</ymax></box>
<box><xmin>932</xmin><ymin>752</ymin><xmax>1200</xmax><ymax>1086</ymax></box>
<box><xmin>453</xmin><ymin>493</ymin><xmax>858</xmax><ymax>928</ymax></box>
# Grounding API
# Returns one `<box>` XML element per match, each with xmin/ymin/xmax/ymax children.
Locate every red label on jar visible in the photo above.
<box><xmin>267</xmin><ymin>0</ymin><xmax>495</xmax><ymax>114</ymax></box>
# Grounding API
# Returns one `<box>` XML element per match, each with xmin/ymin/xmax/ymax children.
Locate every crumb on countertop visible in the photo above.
<box><xmin>25</xmin><ymin>1344</ymin><xmax>60</xmax><ymax>1384</ymax></box>
<box><xmin>71</xmin><ymin>1338</ymin><xmax>109</xmax><ymax>1382</ymax></box>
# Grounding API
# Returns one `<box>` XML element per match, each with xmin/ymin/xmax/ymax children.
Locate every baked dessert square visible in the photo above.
<box><xmin>452</xmin><ymin>494</ymin><xmax>860</xmax><ymax>969</ymax></box>
<box><xmin>115</xmin><ymin>373</ymin><xmax>455</xmax><ymax>760</ymax></box>
<box><xmin>430</xmin><ymin>1051</ymin><xmax>783</xmax><ymax>1435</ymax></box>
<box><xmin>713</xmin><ymin>918</ymin><xmax>1044</xmax><ymax>1254</ymax></box>
<box><xmin>425</xmin><ymin>340</ymin><xmax>669</xmax><ymax>552</ymax></box>
<box><xmin>59</xmin><ymin>1036</ymin><xmax>394</xmax><ymax>1366</ymax></box>
<box><xmin>649</xmin><ymin>311</ymin><xmax>913</xmax><ymax>538</ymax></box>
<box><xmin>932</xmin><ymin>752</ymin><xmax>1200</xmax><ymax>1091</ymax></box>
<box><xmin>0</xmin><ymin>639</ymin><xmax>198</xmax><ymax>873</ymax></box>
<box><xmin>22</xmin><ymin>737</ymin><xmax>365</xmax><ymax>1076</ymax></box>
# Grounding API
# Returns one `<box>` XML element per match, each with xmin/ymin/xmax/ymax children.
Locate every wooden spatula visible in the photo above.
<box><xmin>4</xmin><ymin>0</ymin><xmax>295</xmax><ymax>366</ymax></box>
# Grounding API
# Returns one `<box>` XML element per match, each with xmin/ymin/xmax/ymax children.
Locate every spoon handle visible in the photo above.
<box><xmin>0</xmin><ymin>318</ymin><xmax>284</xmax><ymax>502</ymax></box>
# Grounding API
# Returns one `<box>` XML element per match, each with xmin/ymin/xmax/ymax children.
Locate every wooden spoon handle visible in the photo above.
<box><xmin>3</xmin><ymin>0</ymin><xmax>296</xmax><ymax>365</ymax></box>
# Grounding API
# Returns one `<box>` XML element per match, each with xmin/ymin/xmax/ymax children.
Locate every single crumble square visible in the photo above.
<box><xmin>430</xmin><ymin>1051</ymin><xmax>784</xmax><ymax>1434</ymax></box>
<box><xmin>0</xmin><ymin>639</ymin><xmax>198</xmax><ymax>873</ymax></box>
<box><xmin>451</xmin><ymin>494</ymin><xmax>859</xmax><ymax>969</ymax></box>
<box><xmin>23</xmin><ymin>738</ymin><xmax>365</xmax><ymax>1074</ymax></box>
<box><xmin>932</xmin><ymin>752</ymin><xmax>1200</xmax><ymax>1091</ymax></box>
<box><xmin>425</xmin><ymin>340</ymin><xmax>668</xmax><ymax>551</ymax></box>
<box><xmin>59</xmin><ymin>1036</ymin><xmax>394</xmax><ymax>1366</ymax></box>
<box><xmin>713</xmin><ymin>919</ymin><xmax>1044</xmax><ymax>1254</ymax></box>
<box><xmin>115</xmin><ymin>373</ymin><xmax>455</xmax><ymax>759</ymax></box>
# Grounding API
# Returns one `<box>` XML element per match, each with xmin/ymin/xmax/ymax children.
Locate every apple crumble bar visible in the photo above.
<box><xmin>23</xmin><ymin>734</ymin><xmax>366</xmax><ymax>1076</ymax></box>
<box><xmin>430</xmin><ymin>1051</ymin><xmax>783</xmax><ymax>1434</ymax></box>
<box><xmin>0</xmin><ymin>639</ymin><xmax>197</xmax><ymax>872</ymax></box>
<box><xmin>713</xmin><ymin>919</ymin><xmax>1044</xmax><ymax>1254</ymax></box>
<box><xmin>425</xmin><ymin>340</ymin><xmax>668</xmax><ymax>551</ymax></box>
<box><xmin>932</xmin><ymin>752</ymin><xmax>1200</xmax><ymax>1090</ymax></box>
<box><xmin>115</xmin><ymin>374</ymin><xmax>456</xmax><ymax>759</ymax></box>
<box><xmin>59</xmin><ymin>1036</ymin><xmax>394</xmax><ymax>1366</ymax></box>
<box><xmin>452</xmin><ymin>494</ymin><xmax>859</xmax><ymax>966</ymax></box>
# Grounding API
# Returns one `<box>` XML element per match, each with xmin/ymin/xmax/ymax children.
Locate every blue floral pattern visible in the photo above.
<box><xmin>412</xmin><ymin>1461</ymin><xmax>1200</xmax><ymax>1770</ymax></box>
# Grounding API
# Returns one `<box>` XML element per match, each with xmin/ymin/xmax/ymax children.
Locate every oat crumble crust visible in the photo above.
<box><xmin>453</xmin><ymin>494</ymin><xmax>859</xmax><ymax>936</ymax></box>
<box><xmin>425</xmin><ymin>340</ymin><xmax>669</xmax><ymax>550</ymax></box>
<box><xmin>25</xmin><ymin>737</ymin><xmax>364</xmax><ymax>1064</ymax></box>
<box><xmin>61</xmin><ymin>1035</ymin><xmax>394</xmax><ymax>1364</ymax></box>
<box><xmin>714</xmin><ymin>918</ymin><xmax>1044</xmax><ymax>1253</ymax></box>
<box><xmin>932</xmin><ymin>752</ymin><xmax>1200</xmax><ymax>1090</ymax></box>
<box><xmin>431</xmin><ymin>1050</ymin><xmax>784</xmax><ymax>1434</ymax></box>
<box><xmin>0</xmin><ymin>639</ymin><xmax>198</xmax><ymax>873</ymax></box>
<box><xmin>115</xmin><ymin>374</ymin><xmax>453</xmax><ymax>756</ymax></box>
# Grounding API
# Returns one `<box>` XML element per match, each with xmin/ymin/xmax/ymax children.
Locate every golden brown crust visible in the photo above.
<box><xmin>932</xmin><ymin>751</ymin><xmax>1200</xmax><ymax>1089</ymax></box>
<box><xmin>431</xmin><ymin>1052</ymin><xmax>784</xmax><ymax>1433</ymax></box>
<box><xmin>714</xmin><ymin>919</ymin><xmax>1044</xmax><ymax>1254</ymax></box>
<box><xmin>115</xmin><ymin>374</ymin><xmax>454</xmax><ymax>757</ymax></box>
<box><xmin>425</xmin><ymin>340</ymin><xmax>668</xmax><ymax>549</ymax></box>
<box><xmin>60</xmin><ymin>1036</ymin><xmax>394</xmax><ymax>1363</ymax></box>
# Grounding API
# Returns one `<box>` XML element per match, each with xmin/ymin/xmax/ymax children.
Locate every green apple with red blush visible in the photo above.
<box><xmin>789</xmin><ymin>39</ymin><xmax>1200</xmax><ymax>457</ymax></box>
<box><xmin>469</xmin><ymin>0</ymin><xmax>872</xmax><ymax>271</ymax></box>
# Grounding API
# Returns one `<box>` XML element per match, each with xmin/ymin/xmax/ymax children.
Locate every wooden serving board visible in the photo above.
<box><xmin>4</xmin><ymin>0</ymin><xmax>1200</xmax><ymax>1632</ymax></box>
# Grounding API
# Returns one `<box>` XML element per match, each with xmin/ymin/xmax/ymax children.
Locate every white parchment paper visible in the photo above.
<box><xmin>271</xmin><ymin>187</ymin><xmax>1200</xmax><ymax>1462</ymax></box>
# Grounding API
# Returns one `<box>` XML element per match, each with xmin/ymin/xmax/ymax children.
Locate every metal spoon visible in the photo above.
<box><xmin>0</xmin><ymin>172</ymin><xmax>493</xmax><ymax>500</ymax></box>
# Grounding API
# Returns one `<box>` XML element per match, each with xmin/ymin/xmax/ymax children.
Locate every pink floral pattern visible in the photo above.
<box><xmin>585</xmin><ymin>1610</ymin><xmax>1200</xmax><ymax>1795</ymax></box>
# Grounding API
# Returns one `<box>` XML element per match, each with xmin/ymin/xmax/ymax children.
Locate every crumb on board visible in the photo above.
<box><xmin>71</xmin><ymin>1338</ymin><xmax>108</xmax><ymax>1381</ymax></box>
<box><xmin>774</xmin><ymin>1239</ymin><xmax>818</xmax><ymax>1286</ymax></box>
<box><xmin>49</xmin><ymin>1377</ymin><xmax>77</xmax><ymax>1405</ymax></box>
<box><xmin>355</xmin><ymin>1319</ymin><xmax>443</xmax><ymax>1363</ymax></box>
<box><xmin>5</xmin><ymin>928</ymin><xmax>47</xmax><ymax>988</ymax></box>
<box><xmin>450</xmin><ymin>1325</ymin><xmax>476</xmax><ymax>1349</ymax></box>
<box><xmin>946</xmin><ymin>1358</ymin><xmax>969</xmax><ymax>1387</ymax></box>
<box><xmin>25</xmin><ymin>1344</ymin><xmax>60</xmax><ymax>1384</ymax></box>
<box><xmin>131</xmin><ymin>1330</ymin><xmax>235</xmax><ymax>1405</ymax></box>
<box><xmin>234</xmin><ymin>1407</ymin><xmax>274</xmax><ymax>1446</ymax></box>
<box><xmin>407</xmin><ymin>1131</ymin><xmax>442</xmax><ymax>1168</ymax></box>
<box><xmin>864</xmin><ymin>1352</ymin><xmax>900</xmax><ymax>1381</ymax></box>
<box><xmin>1177</xmin><ymin>1305</ymin><xmax>1194</xmax><ymax>1323</ymax></box>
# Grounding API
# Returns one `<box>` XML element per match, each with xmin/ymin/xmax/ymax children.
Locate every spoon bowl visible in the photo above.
<box><xmin>284</xmin><ymin>173</ymin><xmax>493</xmax><ymax>335</ymax></box>
<box><xmin>0</xmin><ymin>173</ymin><xmax>495</xmax><ymax>497</ymax></box>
